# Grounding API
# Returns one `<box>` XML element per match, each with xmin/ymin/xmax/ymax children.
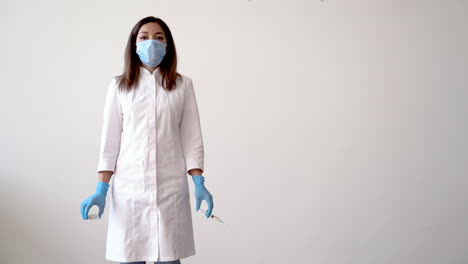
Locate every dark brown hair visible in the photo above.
<box><xmin>116</xmin><ymin>16</ymin><xmax>181</xmax><ymax>93</ymax></box>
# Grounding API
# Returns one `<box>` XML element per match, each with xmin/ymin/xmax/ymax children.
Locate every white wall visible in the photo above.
<box><xmin>1</xmin><ymin>0</ymin><xmax>467</xmax><ymax>263</ymax></box>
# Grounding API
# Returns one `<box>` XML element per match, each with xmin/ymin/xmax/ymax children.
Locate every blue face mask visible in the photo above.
<box><xmin>136</xmin><ymin>39</ymin><xmax>167</xmax><ymax>67</ymax></box>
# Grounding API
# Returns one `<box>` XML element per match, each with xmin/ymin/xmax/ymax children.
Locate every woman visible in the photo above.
<box><xmin>80</xmin><ymin>16</ymin><xmax>214</xmax><ymax>264</ymax></box>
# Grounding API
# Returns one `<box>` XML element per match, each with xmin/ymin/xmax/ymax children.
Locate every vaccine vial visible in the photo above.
<box><xmin>85</xmin><ymin>206</ymin><xmax>100</xmax><ymax>220</ymax></box>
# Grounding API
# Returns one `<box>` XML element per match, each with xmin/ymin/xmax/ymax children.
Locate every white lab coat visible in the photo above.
<box><xmin>97</xmin><ymin>66</ymin><xmax>204</xmax><ymax>262</ymax></box>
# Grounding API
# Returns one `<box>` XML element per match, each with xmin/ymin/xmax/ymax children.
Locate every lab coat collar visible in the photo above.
<box><xmin>139</xmin><ymin>65</ymin><xmax>161</xmax><ymax>77</ymax></box>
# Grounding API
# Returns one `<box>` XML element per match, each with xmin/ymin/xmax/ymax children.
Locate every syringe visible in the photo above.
<box><xmin>199</xmin><ymin>209</ymin><xmax>224</xmax><ymax>223</ymax></box>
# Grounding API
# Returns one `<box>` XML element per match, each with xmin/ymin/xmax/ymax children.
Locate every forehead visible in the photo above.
<box><xmin>138</xmin><ymin>22</ymin><xmax>165</xmax><ymax>35</ymax></box>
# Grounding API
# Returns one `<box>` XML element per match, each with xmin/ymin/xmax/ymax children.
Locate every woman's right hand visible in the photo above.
<box><xmin>80</xmin><ymin>181</ymin><xmax>110</xmax><ymax>219</ymax></box>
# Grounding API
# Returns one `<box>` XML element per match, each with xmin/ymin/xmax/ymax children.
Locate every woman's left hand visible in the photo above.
<box><xmin>192</xmin><ymin>175</ymin><xmax>214</xmax><ymax>218</ymax></box>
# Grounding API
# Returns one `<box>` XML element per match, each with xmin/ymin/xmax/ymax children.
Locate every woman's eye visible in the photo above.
<box><xmin>158</xmin><ymin>36</ymin><xmax>164</xmax><ymax>40</ymax></box>
<box><xmin>140</xmin><ymin>36</ymin><xmax>147</xmax><ymax>39</ymax></box>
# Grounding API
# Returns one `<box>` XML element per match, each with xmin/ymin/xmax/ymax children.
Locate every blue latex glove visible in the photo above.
<box><xmin>192</xmin><ymin>175</ymin><xmax>214</xmax><ymax>218</ymax></box>
<box><xmin>80</xmin><ymin>181</ymin><xmax>110</xmax><ymax>220</ymax></box>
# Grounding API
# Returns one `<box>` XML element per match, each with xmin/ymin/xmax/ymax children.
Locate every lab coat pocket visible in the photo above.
<box><xmin>114</xmin><ymin>160</ymin><xmax>145</xmax><ymax>195</ymax></box>
<box><xmin>162</xmin><ymin>159</ymin><xmax>187</xmax><ymax>202</ymax></box>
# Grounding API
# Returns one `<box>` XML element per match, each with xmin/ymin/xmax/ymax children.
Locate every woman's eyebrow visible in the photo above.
<box><xmin>139</xmin><ymin>31</ymin><xmax>164</xmax><ymax>35</ymax></box>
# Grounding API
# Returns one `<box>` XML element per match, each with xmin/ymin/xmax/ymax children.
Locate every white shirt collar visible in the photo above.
<box><xmin>139</xmin><ymin>65</ymin><xmax>161</xmax><ymax>77</ymax></box>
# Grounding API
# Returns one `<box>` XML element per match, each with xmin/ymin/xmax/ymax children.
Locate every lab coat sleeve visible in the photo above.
<box><xmin>179</xmin><ymin>78</ymin><xmax>205</xmax><ymax>174</ymax></box>
<box><xmin>97</xmin><ymin>77</ymin><xmax>123</xmax><ymax>173</ymax></box>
